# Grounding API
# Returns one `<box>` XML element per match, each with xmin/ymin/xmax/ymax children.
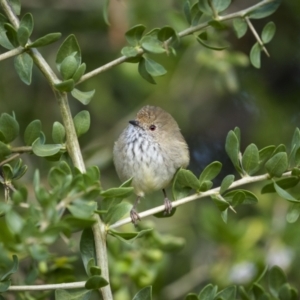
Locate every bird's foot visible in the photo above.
<box><xmin>130</xmin><ymin>208</ymin><xmax>141</xmax><ymax>226</ymax></box>
<box><xmin>163</xmin><ymin>198</ymin><xmax>173</xmax><ymax>215</ymax></box>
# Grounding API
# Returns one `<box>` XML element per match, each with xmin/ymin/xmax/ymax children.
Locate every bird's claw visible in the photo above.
<box><xmin>163</xmin><ymin>198</ymin><xmax>173</xmax><ymax>215</ymax></box>
<box><xmin>130</xmin><ymin>208</ymin><xmax>141</xmax><ymax>226</ymax></box>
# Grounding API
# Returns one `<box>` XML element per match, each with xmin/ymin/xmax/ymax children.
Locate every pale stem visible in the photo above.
<box><xmin>245</xmin><ymin>17</ymin><xmax>270</xmax><ymax>57</ymax></box>
<box><xmin>0</xmin><ymin>153</ymin><xmax>20</xmax><ymax>167</ymax></box>
<box><xmin>109</xmin><ymin>171</ymin><xmax>291</xmax><ymax>229</ymax></box>
<box><xmin>0</xmin><ymin>47</ymin><xmax>24</xmax><ymax>61</ymax></box>
<box><xmin>7</xmin><ymin>281</ymin><xmax>86</xmax><ymax>291</ymax></box>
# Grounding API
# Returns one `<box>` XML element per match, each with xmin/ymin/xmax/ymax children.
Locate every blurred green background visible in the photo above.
<box><xmin>1</xmin><ymin>0</ymin><xmax>300</xmax><ymax>299</ymax></box>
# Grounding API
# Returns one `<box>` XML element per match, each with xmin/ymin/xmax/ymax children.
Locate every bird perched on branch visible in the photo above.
<box><xmin>113</xmin><ymin>105</ymin><xmax>189</xmax><ymax>225</ymax></box>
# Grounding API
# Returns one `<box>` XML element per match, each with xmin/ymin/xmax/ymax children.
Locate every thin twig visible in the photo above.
<box><xmin>8</xmin><ymin>281</ymin><xmax>86</xmax><ymax>291</ymax></box>
<box><xmin>245</xmin><ymin>17</ymin><xmax>270</xmax><ymax>57</ymax></box>
<box><xmin>0</xmin><ymin>47</ymin><xmax>24</xmax><ymax>61</ymax></box>
<box><xmin>10</xmin><ymin>146</ymin><xmax>32</xmax><ymax>153</ymax></box>
<box><xmin>109</xmin><ymin>171</ymin><xmax>291</xmax><ymax>229</ymax></box>
<box><xmin>0</xmin><ymin>153</ymin><xmax>20</xmax><ymax>167</ymax></box>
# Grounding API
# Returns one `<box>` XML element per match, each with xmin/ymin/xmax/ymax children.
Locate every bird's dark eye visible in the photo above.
<box><xmin>149</xmin><ymin>124</ymin><xmax>156</xmax><ymax>131</ymax></box>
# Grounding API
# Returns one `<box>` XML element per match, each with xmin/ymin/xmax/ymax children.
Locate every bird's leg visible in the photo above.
<box><xmin>130</xmin><ymin>196</ymin><xmax>141</xmax><ymax>225</ymax></box>
<box><xmin>162</xmin><ymin>189</ymin><xmax>173</xmax><ymax>215</ymax></box>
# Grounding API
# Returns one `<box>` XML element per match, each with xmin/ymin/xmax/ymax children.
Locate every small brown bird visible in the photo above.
<box><xmin>113</xmin><ymin>105</ymin><xmax>189</xmax><ymax>224</ymax></box>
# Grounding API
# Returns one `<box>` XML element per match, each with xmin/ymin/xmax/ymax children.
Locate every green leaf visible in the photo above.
<box><xmin>225</xmin><ymin>130</ymin><xmax>241</xmax><ymax>172</ymax></box>
<box><xmin>199</xmin><ymin>161</ymin><xmax>222</xmax><ymax>184</ymax></box>
<box><xmin>0</xmin><ymin>255</ymin><xmax>19</xmax><ymax>281</ymax></box>
<box><xmin>199</xmin><ymin>180</ymin><xmax>213</xmax><ymax>192</ymax></box>
<box><xmin>262</xmin><ymin>21</ymin><xmax>276</xmax><ymax>44</ymax></box>
<box><xmin>104</xmin><ymin>202</ymin><xmax>132</xmax><ymax>224</ymax></box>
<box><xmin>138</xmin><ymin>58</ymin><xmax>156</xmax><ymax>84</ymax></box>
<box><xmin>274</xmin><ymin>144</ymin><xmax>286</xmax><ymax>155</ymax></box>
<box><xmin>120</xmin><ymin>177</ymin><xmax>133</xmax><ymax>188</ymax></box>
<box><xmin>183</xmin><ymin>0</ymin><xmax>192</xmax><ymax>25</ymax></box>
<box><xmin>103</xmin><ymin>0</ymin><xmax>110</xmax><ymax>25</ymax></box>
<box><xmin>154</xmin><ymin>208</ymin><xmax>178</xmax><ymax>219</ymax></box>
<box><xmin>211</xmin><ymin>195</ymin><xmax>229</xmax><ymax>212</ymax></box>
<box><xmin>224</xmin><ymin>189</ymin><xmax>258</xmax><ymax>205</ymax></box>
<box><xmin>0</xmin><ymin>16</ymin><xmax>14</xmax><ymax>49</ymax></box>
<box><xmin>158</xmin><ymin>26</ymin><xmax>179</xmax><ymax>44</ymax></box>
<box><xmin>185</xmin><ymin>293</ymin><xmax>199</xmax><ymax>300</ymax></box>
<box><xmin>215</xmin><ymin>286</ymin><xmax>236</xmax><ymax>300</ymax></box>
<box><xmin>290</xmin><ymin>288</ymin><xmax>299</xmax><ymax>300</ymax></box>
<box><xmin>60</xmin><ymin>55</ymin><xmax>79</xmax><ymax>80</ymax></box>
<box><xmin>4</xmin><ymin>23</ymin><xmax>18</xmax><ymax>47</ymax></box>
<box><xmin>250</xmin><ymin>42</ymin><xmax>261</xmax><ymax>69</ymax></box>
<box><xmin>32</xmin><ymin>138</ymin><xmax>61</xmax><ymax>157</ymax></box>
<box><xmin>198</xmin><ymin>0</ymin><xmax>231</xmax><ymax>15</ymax></box>
<box><xmin>17</xmin><ymin>26</ymin><xmax>29</xmax><ymax>47</ymax></box>
<box><xmin>121</xmin><ymin>46</ymin><xmax>140</xmax><ymax>57</ymax></box>
<box><xmin>8</xmin><ymin>0</ymin><xmax>21</xmax><ymax>15</ymax></box>
<box><xmin>73</xmin><ymin>110</ymin><xmax>90</xmax><ymax>137</ymax></box>
<box><xmin>80</xmin><ymin>228</ymin><xmax>96</xmax><ymax>275</ymax></box>
<box><xmin>242</xmin><ymin>143</ymin><xmax>260</xmax><ymax>175</ymax></box>
<box><xmin>259</xmin><ymin>145</ymin><xmax>275</xmax><ymax>164</ymax></box>
<box><xmin>6</xmin><ymin>210</ymin><xmax>24</xmax><ymax>234</ymax></box>
<box><xmin>286</xmin><ymin>203</ymin><xmax>300</xmax><ymax>223</ymax></box>
<box><xmin>220</xmin><ymin>174</ymin><xmax>235</xmax><ymax>194</ymax></box>
<box><xmin>108</xmin><ymin>228</ymin><xmax>153</xmax><ymax>242</ymax></box>
<box><xmin>132</xmin><ymin>286</ymin><xmax>152</xmax><ymax>300</ymax></box>
<box><xmin>27</xmin><ymin>32</ymin><xmax>61</xmax><ymax>48</ymax></box>
<box><xmin>0</xmin><ymin>113</ymin><xmax>19</xmax><ymax>143</ymax></box>
<box><xmin>268</xmin><ymin>265</ymin><xmax>287</xmax><ymax>297</ymax></box>
<box><xmin>191</xmin><ymin>3</ymin><xmax>203</xmax><ymax>26</ymax></box>
<box><xmin>221</xmin><ymin>208</ymin><xmax>228</xmax><ymax>223</ymax></box>
<box><xmin>64</xmin><ymin>216</ymin><xmax>96</xmax><ymax>232</ymax></box>
<box><xmin>2</xmin><ymin>164</ymin><xmax>13</xmax><ymax>180</ymax></box>
<box><xmin>141</xmin><ymin>35</ymin><xmax>165</xmax><ymax>54</ymax></box>
<box><xmin>144</xmin><ymin>57</ymin><xmax>167</xmax><ymax>76</ymax></box>
<box><xmin>252</xmin><ymin>283</ymin><xmax>265</xmax><ymax>298</ymax></box>
<box><xmin>261</xmin><ymin>177</ymin><xmax>299</xmax><ymax>194</ymax></box>
<box><xmin>265</xmin><ymin>152</ymin><xmax>288</xmax><ymax>177</ymax></box>
<box><xmin>197</xmin><ymin>33</ymin><xmax>228</xmax><ymax>51</ymax></box>
<box><xmin>232</xmin><ymin>191</ymin><xmax>246</xmax><ymax>207</ymax></box>
<box><xmin>55</xmin><ymin>289</ymin><xmax>92</xmax><ymax>300</ymax></box>
<box><xmin>247</xmin><ymin>0</ymin><xmax>281</xmax><ymax>19</ymax></box>
<box><xmin>238</xmin><ymin>286</ymin><xmax>251</xmax><ymax>300</ymax></box>
<box><xmin>14</xmin><ymin>52</ymin><xmax>33</xmax><ymax>85</ymax></box>
<box><xmin>278</xmin><ymin>283</ymin><xmax>292</xmax><ymax>300</ymax></box>
<box><xmin>48</xmin><ymin>167</ymin><xmax>72</xmax><ymax>189</ymax></box>
<box><xmin>198</xmin><ymin>284</ymin><xmax>217</xmax><ymax>299</ymax></box>
<box><xmin>52</xmin><ymin>121</ymin><xmax>65</xmax><ymax>144</ymax></box>
<box><xmin>172</xmin><ymin>172</ymin><xmax>192</xmax><ymax>200</ymax></box>
<box><xmin>101</xmin><ymin>187</ymin><xmax>133</xmax><ymax>198</ymax></box>
<box><xmin>24</xmin><ymin>119</ymin><xmax>41</xmax><ymax>145</ymax></box>
<box><xmin>17</xmin><ymin>13</ymin><xmax>34</xmax><ymax>46</ymax></box>
<box><xmin>0</xmin><ymin>141</ymin><xmax>11</xmax><ymax>158</ymax></box>
<box><xmin>90</xmin><ymin>266</ymin><xmax>101</xmax><ymax>276</ymax></box>
<box><xmin>85</xmin><ymin>276</ymin><xmax>109</xmax><ymax>290</ymax></box>
<box><xmin>125</xmin><ymin>24</ymin><xmax>146</xmax><ymax>46</ymax></box>
<box><xmin>56</xmin><ymin>34</ymin><xmax>81</xmax><ymax>72</ymax></box>
<box><xmin>54</xmin><ymin>79</ymin><xmax>75</xmax><ymax>92</ymax></box>
<box><xmin>0</xmin><ymin>281</ymin><xmax>10</xmax><ymax>293</ymax></box>
<box><xmin>173</xmin><ymin>168</ymin><xmax>201</xmax><ymax>193</ymax></box>
<box><xmin>233</xmin><ymin>18</ymin><xmax>248</xmax><ymax>38</ymax></box>
<box><xmin>274</xmin><ymin>182</ymin><xmax>300</xmax><ymax>203</ymax></box>
<box><xmin>71</xmin><ymin>88</ymin><xmax>95</xmax><ymax>105</ymax></box>
<box><xmin>72</xmin><ymin>63</ymin><xmax>86</xmax><ymax>83</ymax></box>
<box><xmin>208</xmin><ymin>20</ymin><xmax>227</xmax><ymax>30</ymax></box>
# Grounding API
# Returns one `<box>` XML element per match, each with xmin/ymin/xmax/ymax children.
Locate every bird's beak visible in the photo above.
<box><xmin>129</xmin><ymin>120</ymin><xmax>140</xmax><ymax>127</ymax></box>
